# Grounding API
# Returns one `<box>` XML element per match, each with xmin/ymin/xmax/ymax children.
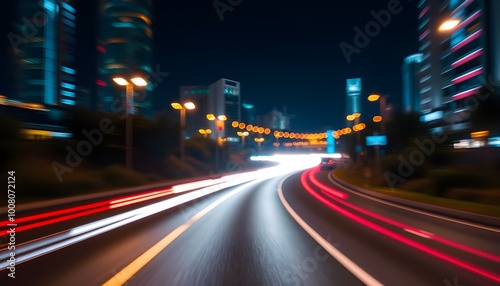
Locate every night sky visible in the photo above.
<box><xmin>1</xmin><ymin>0</ymin><xmax>419</xmax><ymax>132</ymax></box>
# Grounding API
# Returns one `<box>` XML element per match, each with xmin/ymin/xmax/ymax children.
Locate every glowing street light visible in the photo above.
<box><xmin>237</xmin><ymin>131</ymin><xmax>249</xmax><ymax>149</ymax></box>
<box><xmin>207</xmin><ymin>113</ymin><xmax>227</xmax><ymax>171</ymax></box>
<box><xmin>368</xmin><ymin>93</ymin><xmax>388</xmax><ymax>134</ymax></box>
<box><xmin>199</xmin><ymin>128</ymin><xmax>212</xmax><ymax>138</ymax></box>
<box><xmin>439</xmin><ymin>19</ymin><xmax>460</xmax><ymax>32</ymax></box>
<box><xmin>171</xmin><ymin>101</ymin><xmax>196</xmax><ymax>161</ymax></box>
<box><xmin>131</xmin><ymin>77</ymin><xmax>148</xmax><ymax>86</ymax></box>
<box><xmin>254</xmin><ymin>137</ymin><xmax>265</xmax><ymax>153</ymax></box>
<box><xmin>112</xmin><ymin>76</ymin><xmax>147</xmax><ymax>169</ymax></box>
<box><xmin>367</xmin><ymin>94</ymin><xmax>381</xmax><ymax>102</ymax></box>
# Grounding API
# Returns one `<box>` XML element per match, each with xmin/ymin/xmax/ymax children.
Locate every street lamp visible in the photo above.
<box><xmin>199</xmin><ymin>128</ymin><xmax>212</xmax><ymax>138</ymax></box>
<box><xmin>112</xmin><ymin>76</ymin><xmax>147</xmax><ymax>169</ymax></box>
<box><xmin>237</xmin><ymin>131</ymin><xmax>249</xmax><ymax>149</ymax></box>
<box><xmin>207</xmin><ymin>113</ymin><xmax>226</xmax><ymax>171</ymax></box>
<box><xmin>439</xmin><ymin>19</ymin><xmax>460</xmax><ymax>32</ymax></box>
<box><xmin>171</xmin><ymin>101</ymin><xmax>196</xmax><ymax>161</ymax></box>
<box><xmin>254</xmin><ymin>137</ymin><xmax>264</xmax><ymax>153</ymax></box>
<box><xmin>368</xmin><ymin>93</ymin><xmax>388</xmax><ymax>134</ymax></box>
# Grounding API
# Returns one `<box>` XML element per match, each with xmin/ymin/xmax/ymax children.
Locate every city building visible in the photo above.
<box><xmin>179</xmin><ymin>85</ymin><xmax>210</xmax><ymax>138</ymax></box>
<box><xmin>346</xmin><ymin>78</ymin><xmax>362</xmax><ymax>116</ymax></box>
<box><xmin>97</xmin><ymin>0</ymin><xmax>154</xmax><ymax>117</ymax></box>
<box><xmin>14</xmin><ymin>0</ymin><xmax>77</xmax><ymax>106</ymax></box>
<box><xmin>417</xmin><ymin>0</ymin><xmax>500</xmax><ymax>138</ymax></box>
<box><xmin>241</xmin><ymin>102</ymin><xmax>256</xmax><ymax>125</ymax></box>
<box><xmin>208</xmin><ymin>78</ymin><xmax>241</xmax><ymax>143</ymax></box>
<box><xmin>258</xmin><ymin>108</ymin><xmax>292</xmax><ymax>131</ymax></box>
<box><xmin>402</xmin><ymin>53</ymin><xmax>423</xmax><ymax>113</ymax></box>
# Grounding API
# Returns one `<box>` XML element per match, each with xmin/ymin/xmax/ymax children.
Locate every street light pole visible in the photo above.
<box><xmin>113</xmin><ymin>76</ymin><xmax>147</xmax><ymax>170</ymax></box>
<box><xmin>180</xmin><ymin>106</ymin><xmax>186</xmax><ymax>162</ymax></box>
<box><xmin>125</xmin><ymin>84</ymin><xmax>133</xmax><ymax>170</ymax></box>
<box><xmin>172</xmin><ymin>102</ymin><xmax>196</xmax><ymax>162</ymax></box>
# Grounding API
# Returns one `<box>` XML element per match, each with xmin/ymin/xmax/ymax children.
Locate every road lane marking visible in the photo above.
<box><xmin>404</xmin><ymin>229</ymin><xmax>433</xmax><ymax>239</ymax></box>
<box><xmin>278</xmin><ymin>175</ymin><xmax>384</xmax><ymax>286</ymax></box>
<box><xmin>327</xmin><ymin>173</ymin><xmax>500</xmax><ymax>233</ymax></box>
<box><xmin>102</xmin><ymin>179</ymin><xmax>262</xmax><ymax>286</ymax></box>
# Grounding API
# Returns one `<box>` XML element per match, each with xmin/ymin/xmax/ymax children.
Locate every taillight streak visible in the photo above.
<box><xmin>308</xmin><ymin>168</ymin><xmax>500</xmax><ymax>263</ymax></box>
<box><xmin>301</xmin><ymin>170</ymin><xmax>500</xmax><ymax>283</ymax></box>
<box><xmin>1</xmin><ymin>188</ymin><xmax>172</xmax><ymax>235</ymax></box>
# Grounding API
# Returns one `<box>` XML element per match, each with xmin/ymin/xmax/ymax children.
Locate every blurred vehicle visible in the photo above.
<box><xmin>320</xmin><ymin>157</ymin><xmax>336</xmax><ymax>170</ymax></box>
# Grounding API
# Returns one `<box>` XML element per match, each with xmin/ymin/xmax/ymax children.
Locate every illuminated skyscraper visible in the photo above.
<box><xmin>418</xmin><ymin>0</ymin><xmax>500</xmax><ymax>134</ymax></box>
<box><xmin>14</xmin><ymin>0</ymin><xmax>77</xmax><ymax>106</ymax></box>
<box><xmin>346</xmin><ymin>78</ymin><xmax>362</xmax><ymax>116</ymax></box>
<box><xmin>97</xmin><ymin>0</ymin><xmax>154</xmax><ymax>117</ymax></box>
<box><xmin>402</xmin><ymin>53</ymin><xmax>423</xmax><ymax>113</ymax></box>
<box><xmin>208</xmin><ymin>78</ymin><xmax>241</xmax><ymax>142</ymax></box>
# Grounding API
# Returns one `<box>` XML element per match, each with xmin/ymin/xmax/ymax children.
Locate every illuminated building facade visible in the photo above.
<box><xmin>15</xmin><ymin>0</ymin><xmax>77</xmax><ymax>106</ymax></box>
<box><xmin>346</xmin><ymin>78</ymin><xmax>362</xmax><ymax>116</ymax></box>
<box><xmin>208</xmin><ymin>78</ymin><xmax>241</xmax><ymax>142</ymax></box>
<box><xmin>402</xmin><ymin>53</ymin><xmax>423</xmax><ymax>113</ymax></box>
<box><xmin>98</xmin><ymin>0</ymin><xmax>154</xmax><ymax>117</ymax></box>
<box><xmin>418</xmin><ymin>0</ymin><xmax>500</xmax><ymax>136</ymax></box>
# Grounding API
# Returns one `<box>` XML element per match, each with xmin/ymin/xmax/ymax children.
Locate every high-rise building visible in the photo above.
<box><xmin>97</xmin><ymin>0</ymin><xmax>154</xmax><ymax>117</ymax></box>
<box><xmin>346</xmin><ymin>78</ymin><xmax>362</xmax><ymax>116</ymax></box>
<box><xmin>208</xmin><ymin>78</ymin><xmax>241</xmax><ymax>142</ymax></box>
<box><xmin>179</xmin><ymin>85</ymin><xmax>210</xmax><ymax>138</ymax></box>
<box><xmin>14</xmin><ymin>0</ymin><xmax>77</xmax><ymax>106</ymax></box>
<box><xmin>418</xmin><ymin>0</ymin><xmax>500</xmax><ymax>135</ymax></box>
<box><xmin>402</xmin><ymin>53</ymin><xmax>423</xmax><ymax>113</ymax></box>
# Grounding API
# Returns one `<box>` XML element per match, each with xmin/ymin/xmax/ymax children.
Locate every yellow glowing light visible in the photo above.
<box><xmin>206</xmin><ymin>114</ymin><xmax>215</xmax><ymax>120</ymax></box>
<box><xmin>367</xmin><ymin>94</ymin><xmax>380</xmax><ymax>102</ymax></box>
<box><xmin>373</xmin><ymin>115</ymin><xmax>382</xmax><ymax>123</ymax></box>
<box><xmin>171</xmin><ymin>103</ymin><xmax>182</xmax><ymax>110</ymax></box>
<box><xmin>232</xmin><ymin>121</ymin><xmax>239</xmax><ymax>128</ymax></box>
<box><xmin>239</xmin><ymin>123</ymin><xmax>246</xmax><ymax>129</ymax></box>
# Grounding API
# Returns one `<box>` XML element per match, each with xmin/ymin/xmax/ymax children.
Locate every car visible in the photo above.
<box><xmin>320</xmin><ymin>157</ymin><xmax>336</xmax><ymax>170</ymax></box>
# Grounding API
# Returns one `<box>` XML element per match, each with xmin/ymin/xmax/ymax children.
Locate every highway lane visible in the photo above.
<box><xmin>290</xmin><ymin>168</ymin><xmax>500</xmax><ymax>285</ymax></box>
<box><xmin>0</xmin><ymin>171</ymin><xmax>363</xmax><ymax>286</ymax></box>
<box><xmin>1</xmin><ymin>165</ymin><xmax>498</xmax><ymax>285</ymax></box>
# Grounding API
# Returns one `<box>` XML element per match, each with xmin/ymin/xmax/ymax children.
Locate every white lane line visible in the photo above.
<box><xmin>278</xmin><ymin>175</ymin><xmax>384</xmax><ymax>286</ymax></box>
<box><xmin>102</xmin><ymin>179</ymin><xmax>262</xmax><ymax>286</ymax></box>
<box><xmin>328</xmin><ymin>173</ymin><xmax>500</xmax><ymax>233</ymax></box>
<box><xmin>404</xmin><ymin>229</ymin><xmax>433</xmax><ymax>239</ymax></box>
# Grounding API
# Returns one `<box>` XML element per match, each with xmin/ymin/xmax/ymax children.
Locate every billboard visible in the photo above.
<box><xmin>366</xmin><ymin>135</ymin><xmax>387</xmax><ymax>146</ymax></box>
<box><xmin>346</xmin><ymin>78</ymin><xmax>361</xmax><ymax>95</ymax></box>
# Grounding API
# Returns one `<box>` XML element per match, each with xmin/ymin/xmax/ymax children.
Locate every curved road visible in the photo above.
<box><xmin>1</xmin><ymin>168</ymin><xmax>499</xmax><ymax>285</ymax></box>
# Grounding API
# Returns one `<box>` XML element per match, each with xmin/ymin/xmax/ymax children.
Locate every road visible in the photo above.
<box><xmin>1</xmin><ymin>166</ymin><xmax>499</xmax><ymax>285</ymax></box>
